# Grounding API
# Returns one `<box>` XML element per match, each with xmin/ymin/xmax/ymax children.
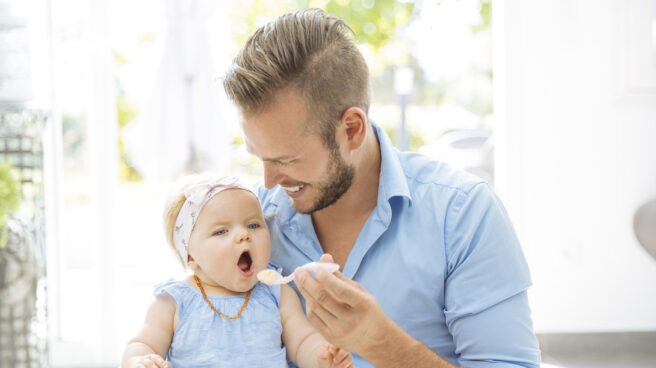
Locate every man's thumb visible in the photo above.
<box><xmin>319</xmin><ymin>253</ymin><xmax>335</xmax><ymax>263</ymax></box>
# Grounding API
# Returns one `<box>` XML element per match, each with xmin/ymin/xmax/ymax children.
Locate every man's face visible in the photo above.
<box><xmin>242</xmin><ymin>90</ymin><xmax>355</xmax><ymax>214</ymax></box>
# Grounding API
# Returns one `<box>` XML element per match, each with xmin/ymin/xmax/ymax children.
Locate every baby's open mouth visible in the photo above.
<box><xmin>238</xmin><ymin>251</ymin><xmax>253</xmax><ymax>273</ymax></box>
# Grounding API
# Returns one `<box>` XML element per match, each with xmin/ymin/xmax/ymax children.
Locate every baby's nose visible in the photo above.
<box><xmin>236</xmin><ymin>227</ymin><xmax>251</xmax><ymax>242</ymax></box>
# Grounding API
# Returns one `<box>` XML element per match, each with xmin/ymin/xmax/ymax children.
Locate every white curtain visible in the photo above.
<box><xmin>128</xmin><ymin>0</ymin><xmax>227</xmax><ymax>182</ymax></box>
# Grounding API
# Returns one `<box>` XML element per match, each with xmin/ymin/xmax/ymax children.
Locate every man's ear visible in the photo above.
<box><xmin>339</xmin><ymin>107</ymin><xmax>368</xmax><ymax>151</ymax></box>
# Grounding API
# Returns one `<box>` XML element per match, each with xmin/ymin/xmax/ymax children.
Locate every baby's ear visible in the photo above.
<box><xmin>187</xmin><ymin>255</ymin><xmax>198</xmax><ymax>270</ymax></box>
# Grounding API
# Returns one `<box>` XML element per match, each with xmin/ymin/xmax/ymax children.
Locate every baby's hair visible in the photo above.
<box><xmin>163</xmin><ymin>189</ymin><xmax>187</xmax><ymax>268</ymax></box>
<box><xmin>162</xmin><ymin>173</ymin><xmax>233</xmax><ymax>268</ymax></box>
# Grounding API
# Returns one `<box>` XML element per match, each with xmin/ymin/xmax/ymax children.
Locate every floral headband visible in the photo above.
<box><xmin>173</xmin><ymin>176</ymin><xmax>257</xmax><ymax>265</ymax></box>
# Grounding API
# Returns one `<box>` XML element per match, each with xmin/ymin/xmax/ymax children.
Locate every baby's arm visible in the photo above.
<box><xmin>121</xmin><ymin>293</ymin><xmax>176</xmax><ymax>368</ymax></box>
<box><xmin>280</xmin><ymin>284</ymin><xmax>352</xmax><ymax>368</ymax></box>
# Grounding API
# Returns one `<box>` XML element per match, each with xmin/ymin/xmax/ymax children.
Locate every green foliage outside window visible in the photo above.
<box><xmin>471</xmin><ymin>0</ymin><xmax>491</xmax><ymax>34</ymax></box>
<box><xmin>115</xmin><ymin>50</ymin><xmax>143</xmax><ymax>182</ymax></box>
<box><xmin>230</xmin><ymin>0</ymin><xmax>414</xmax><ymax>53</ymax></box>
<box><xmin>117</xmin><ymin>94</ymin><xmax>142</xmax><ymax>182</ymax></box>
<box><xmin>0</xmin><ymin>161</ymin><xmax>21</xmax><ymax>248</ymax></box>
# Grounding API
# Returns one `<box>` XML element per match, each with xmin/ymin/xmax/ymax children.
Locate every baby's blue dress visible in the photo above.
<box><xmin>154</xmin><ymin>267</ymin><xmax>289</xmax><ymax>368</ymax></box>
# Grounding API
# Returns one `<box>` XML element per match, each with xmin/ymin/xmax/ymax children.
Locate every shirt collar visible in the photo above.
<box><xmin>268</xmin><ymin>122</ymin><xmax>412</xmax><ymax>225</ymax></box>
<box><xmin>373</xmin><ymin>123</ymin><xmax>412</xmax><ymax>207</ymax></box>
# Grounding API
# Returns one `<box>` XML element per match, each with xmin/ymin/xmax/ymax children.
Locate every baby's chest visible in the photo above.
<box><xmin>171</xmin><ymin>298</ymin><xmax>284</xmax><ymax>360</ymax></box>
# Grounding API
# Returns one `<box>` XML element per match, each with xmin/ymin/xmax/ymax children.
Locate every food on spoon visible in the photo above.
<box><xmin>257</xmin><ymin>269</ymin><xmax>282</xmax><ymax>285</ymax></box>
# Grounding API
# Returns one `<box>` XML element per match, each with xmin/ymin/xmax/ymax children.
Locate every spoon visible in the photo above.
<box><xmin>257</xmin><ymin>262</ymin><xmax>340</xmax><ymax>285</ymax></box>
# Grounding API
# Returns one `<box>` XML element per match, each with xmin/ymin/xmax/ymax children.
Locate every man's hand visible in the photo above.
<box><xmin>295</xmin><ymin>254</ymin><xmax>392</xmax><ymax>357</ymax></box>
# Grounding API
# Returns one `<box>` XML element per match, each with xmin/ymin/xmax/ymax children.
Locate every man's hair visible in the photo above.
<box><xmin>223</xmin><ymin>8</ymin><xmax>370</xmax><ymax>148</ymax></box>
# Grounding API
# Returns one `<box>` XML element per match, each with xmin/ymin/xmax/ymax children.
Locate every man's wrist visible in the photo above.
<box><xmin>360</xmin><ymin>319</ymin><xmax>456</xmax><ymax>368</ymax></box>
<box><xmin>358</xmin><ymin>317</ymin><xmax>402</xmax><ymax>364</ymax></box>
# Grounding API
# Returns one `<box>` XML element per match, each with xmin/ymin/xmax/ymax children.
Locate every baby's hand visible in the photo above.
<box><xmin>131</xmin><ymin>353</ymin><xmax>170</xmax><ymax>368</ymax></box>
<box><xmin>318</xmin><ymin>343</ymin><xmax>353</xmax><ymax>368</ymax></box>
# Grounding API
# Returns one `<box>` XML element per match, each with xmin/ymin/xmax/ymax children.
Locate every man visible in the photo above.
<box><xmin>223</xmin><ymin>8</ymin><xmax>540</xmax><ymax>368</ymax></box>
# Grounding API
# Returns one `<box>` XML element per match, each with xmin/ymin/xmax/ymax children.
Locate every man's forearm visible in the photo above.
<box><xmin>360</xmin><ymin>319</ymin><xmax>457</xmax><ymax>368</ymax></box>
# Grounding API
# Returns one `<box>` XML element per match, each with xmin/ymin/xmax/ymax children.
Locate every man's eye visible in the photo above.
<box><xmin>214</xmin><ymin>229</ymin><xmax>227</xmax><ymax>236</ymax></box>
<box><xmin>248</xmin><ymin>223</ymin><xmax>260</xmax><ymax>229</ymax></box>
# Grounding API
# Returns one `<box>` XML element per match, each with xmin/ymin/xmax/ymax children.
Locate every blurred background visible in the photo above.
<box><xmin>0</xmin><ymin>0</ymin><xmax>654</xmax><ymax>367</ymax></box>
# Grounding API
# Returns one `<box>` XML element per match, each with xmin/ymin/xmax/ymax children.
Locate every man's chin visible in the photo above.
<box><xmin>285</xmin><ymin>187</ymin><xmax>315</xmax><ymax>214</ymax></box>
<box><xmin>291</xmin><ymin>193</ymin><xmax>342</xmax><ymax>215</ymax></box>
<box><xmin>290</xmin><ymin>198</ymin><xmax>316</xmax><ymax>215</ymax></box>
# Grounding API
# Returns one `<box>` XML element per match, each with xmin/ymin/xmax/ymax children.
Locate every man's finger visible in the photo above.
<box><xmin>297</xmin><ymin>269</ymin><xmax>349</xmax><ymax>317</ymax></box>
<box><xmin>319</xmin><ymin>253</ymin><xmax>335</xmax><ymax>264</ymax></box>
<box><xmin>317</xmin><ymin>255</ymin><xmax>365</xmax><ymax>293</ymax></box>
<box><xmin>306</xmin><ymin>298</ymin><xmax>340</xmax><ymax>329</ymax></box>
<box><xmin>316</xmin><ymin>268</ymin><xmax>365</xmax><ymax>307</ymax></box>
<box><xmin>306</xmin><ymin>303</ymin><xmax>329</xmax><ymax>331</ymax></box>
<box><xmin>332</xmin><ymin>270</ymin><xmax>366</xmax><ymax>292</ymax></box>
<box><xmin>295</xmin><ymin>268</ymin><xmax>322</xmax><ymax>299</ymax></box>
<box><xmin>296</xmin><ymin>268</ymin><xmax>336</xmax><ymax>308</ymax></box>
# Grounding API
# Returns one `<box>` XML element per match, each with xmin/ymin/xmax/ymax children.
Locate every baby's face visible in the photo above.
<box><xmin>187</xmin><ymin>188</ymin><xmax>270</xmax><ymax>293</ymax></box>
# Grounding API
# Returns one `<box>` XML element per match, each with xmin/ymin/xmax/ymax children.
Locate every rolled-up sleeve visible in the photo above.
<box><xmin>444</xmin><ymin>183</ymin><xmax>541</xmax><ymax>367</ymax></box>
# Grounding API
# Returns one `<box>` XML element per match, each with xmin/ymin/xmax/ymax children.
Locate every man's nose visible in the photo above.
<box><xmin>263</xmin><ymin>162</ymin><xmax>282</xmax><ymax>189</ymax></box>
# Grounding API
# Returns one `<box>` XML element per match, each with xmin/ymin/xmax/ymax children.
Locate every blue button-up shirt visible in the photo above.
<box><xmin>257</xmin><ymin>125</ymin><xmax>541</xmax><ymax>367</ymax></box>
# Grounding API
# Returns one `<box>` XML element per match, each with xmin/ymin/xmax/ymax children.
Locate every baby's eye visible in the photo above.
<box><xmin>247</xmin><ymin>223</ymin><xmax>261</xmax><ymax>230</ymax></box>
<box><xmin>214</xmin><ymin>229</ymin><xmax>228</xmax><ymax>236</ymax></box>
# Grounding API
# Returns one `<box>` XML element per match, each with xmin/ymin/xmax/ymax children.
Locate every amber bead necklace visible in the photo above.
<box><xmin>193</xmin><ymin>275</ymin><xmax>251</xmax><ymax>320</ymax></box>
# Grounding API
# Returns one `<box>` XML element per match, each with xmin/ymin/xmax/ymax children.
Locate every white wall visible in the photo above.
<box><xmin>495</xmin><ymin>0</ymin><xmax>656</xmax><ymax>333</ymax></box>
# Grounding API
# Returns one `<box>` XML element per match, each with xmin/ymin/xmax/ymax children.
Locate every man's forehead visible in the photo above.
<box><xmin>241</xmin><ymin>123</ymin><xmax>300</xmax><ymax>159</ymax></box>
<box><xmin>240</xmin><ymin>96</ymin><xmax>314</xmax><ymax>159</ymax></box>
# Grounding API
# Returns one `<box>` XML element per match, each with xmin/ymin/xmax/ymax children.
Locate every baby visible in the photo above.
<box><xmin>121</xmin><ymin>175</ymin><xmax>352</xmax><ymax>368</ymax></box>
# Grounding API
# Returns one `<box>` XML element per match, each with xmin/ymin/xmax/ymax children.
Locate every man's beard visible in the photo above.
<box><xmin>296</xmin><ymin>149</ymin><xmax>355</xmax><ymax>215</ymax></box>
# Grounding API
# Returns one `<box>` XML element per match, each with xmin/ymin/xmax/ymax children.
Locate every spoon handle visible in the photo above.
<box><xmin>276</xmin><ymin>262</ymin><xmax>340</xmax><ymax>285</ymax></box>
<box><xmin>278</xmin><ymin>274</ymin><xmax>295</xmax><ymax>284</ymax></box>
<box><xmin>300</xmin><ymin>262</ymin><xmax>340</xmax><ymax>274</ymax></box>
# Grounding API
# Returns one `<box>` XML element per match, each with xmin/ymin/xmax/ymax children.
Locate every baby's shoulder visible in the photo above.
<box><xmin>151</xmin><ymin>290</ymin><xmax>177</xmax><ymax>313</ymax></box>
<box><xmin>154</xmin><ymin>277</ymin><xmax>192</xmax><ymax>294</ymax></box>
<box><xmin>142</xmin><ymin>288</ymin><xmax>178</xmax><ymax>332</ymax></box>
<box><xmin>153</xmin><ymin>277</ymin><xmax>196</xmax><ymax>309</ymax></box>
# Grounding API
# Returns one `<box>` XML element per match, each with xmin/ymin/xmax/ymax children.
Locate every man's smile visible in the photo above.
<box><xmin>283</xmin><ymin>184</ymin><xmax>306</xmax><ymax>198</ymax></box>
